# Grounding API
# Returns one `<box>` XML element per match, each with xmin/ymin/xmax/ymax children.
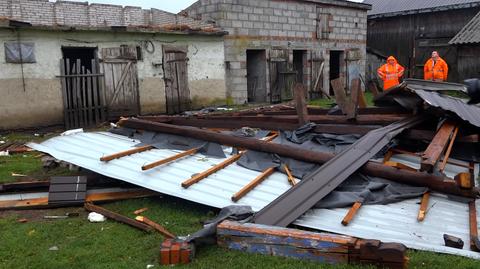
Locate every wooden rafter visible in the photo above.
<box><xmin>142</xmin><ymin>147</ymin><xmax>199</xmax><ymax>171</ymax></box>
<box><xmin>417</xmin><ymin>192</ymin><xmax>430</xmax><ymax>222</ymax></box>
<box><xmin>100</xmin><ymin>145</ymin><xmax>154</xmax><ymax>162</ymax></box>
<box><xmin>232</xmin><ymin>167</ymin><xmax>276</xmax><ymax>202</ymax></box>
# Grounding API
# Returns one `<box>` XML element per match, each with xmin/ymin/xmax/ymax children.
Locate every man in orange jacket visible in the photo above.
<box><xmin>424</xmin><ymin>51</ymin><xmax>448</xmax><ymax>82</ymax></box>
<box><xmin>377</xmin><ymin>56</ymin><xmax>405</xmax><ymax>91</ymax></box>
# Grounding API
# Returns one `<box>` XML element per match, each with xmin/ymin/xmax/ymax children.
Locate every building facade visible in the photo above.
<box><xmin>0</xmin><ymin>0</ymin><xmax>227</xmax><ymax>130</ymax></box>
<box><xmin>184</xmin><ymin>0</ymin><xmax>370</xmax><ymax>104</ymax></box>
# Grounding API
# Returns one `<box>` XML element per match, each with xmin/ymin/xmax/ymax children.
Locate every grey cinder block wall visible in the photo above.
<box><xmin>184</xmin><ymin>0</ymin><xmax>370</xmax><ymax>104</ymax></box>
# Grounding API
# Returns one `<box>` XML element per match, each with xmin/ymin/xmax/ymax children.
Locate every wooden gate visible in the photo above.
<box><xmin>100</xmin><ymin>47</ymin><xmax>140</xmax><ymax>119</ymax></box>
<box><xmin>162</xmin><ymin>46</ymin><xmax>190</xmax><ymax>115</ymax></box>
<box><xmin>59</xmin><ymin>59</ymin><xmax>107</xmax><ymax>129</ymax></box>
<box><xmin>269</xmin><ymin>49</ymin><xmax>295</xmax><ymax>103</ymax></box>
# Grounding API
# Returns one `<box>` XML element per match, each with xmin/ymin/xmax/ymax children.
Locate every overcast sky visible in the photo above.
<box><xmin>60</xmin><ymin>0</ymin><xmax>363</xmax><ymax>13</ymax></box>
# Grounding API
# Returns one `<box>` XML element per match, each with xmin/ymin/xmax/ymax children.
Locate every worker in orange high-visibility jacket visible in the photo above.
<box><xmin>377</xmin><ymin>56</ymin><xmax>405</xmax><ymax>91</ymax></box>
<box><xmin>424</xmin><ymin>51</ymin><xmax>449</xmax><ymax>82</ymax></box>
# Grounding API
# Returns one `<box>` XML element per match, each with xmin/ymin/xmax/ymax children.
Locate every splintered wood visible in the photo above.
<box><xmin>421</xmin><ymin>120</ymin><xmax>457</xmax><ymax>173</ymax></box>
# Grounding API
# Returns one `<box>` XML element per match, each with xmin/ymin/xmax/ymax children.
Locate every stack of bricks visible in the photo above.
<box><xmin>159</xmin><ymin>239</ymin><xmax>195</xmax><ymax>265</ymax></box>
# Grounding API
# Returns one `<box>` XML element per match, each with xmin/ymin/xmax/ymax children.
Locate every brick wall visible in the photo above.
<box><xmin>1</xmin><ymin>0</ymin><xmax>212</xmax><ymax>29</ymax></box>
<box><xmin>184</xmin><ymin>0</ymin><xmax>368</xmax><ymax>104</ymax></box>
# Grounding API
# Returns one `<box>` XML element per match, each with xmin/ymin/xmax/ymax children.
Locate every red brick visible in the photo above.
<box><xmin>170</xmin><ymin>243</ymin><xmax>181</xmax><ymax>264</ymax></box>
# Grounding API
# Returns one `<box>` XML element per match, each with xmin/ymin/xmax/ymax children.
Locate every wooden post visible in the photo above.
<box><xmin>421</xmin><ymin>120</ymin><xmax>457</xmax><ymax>173</ymax></box>
<box><xmin>294</xmin><ymin>83</ymin><xmax>309</xmax><ymax>126</ymax></box>
<box><xmin>331</xmin><ymin>77</ymin><xmax>348</xmax><ymax>114</ymax></box>
<box><xmin>142</xmin><ymin>147</ymin><xmax>199</xmax><ymax>171</ymax></box>
<box><xmin>417</xmin><ymin>192</ymin><xmax>430</xmax><ymax>222</ymax></box>
<box><xmin>84</xmin><ymin>203</ymin><xmax>153</xmax><ymax>232</ymax></box>
<box><xmin>100</xmin><ymin>145</ymin><xmax>154</xmax><ymax>162</ymax></box>
<box><xmin>232</xmin><ymin>167</ymin><xmax>276</xmax><ymax>202</ymax></box>
<box><xmin>468</xmin><ymin>200</ymin><xmax>480</xmax><ymax>251</ymax></box>
<box><xmin>347</xmin><ymin>78</ymin><xmax>362</xmax><ymax>119</ymax></box>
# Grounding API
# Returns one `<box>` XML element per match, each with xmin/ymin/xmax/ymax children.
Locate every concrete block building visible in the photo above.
<box><xmin>183</xmin><ymin>0</ymin><xmax>371</xmax><ymax>104</ymax></box>
<box><xmin>0</xmin><ymin>0</ymin><xmax>227</xmax><ymax>130</ymax></box>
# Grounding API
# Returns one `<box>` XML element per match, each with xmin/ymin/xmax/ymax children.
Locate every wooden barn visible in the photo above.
<box><xmin>364</xmin><ymin>0</ymin><xmax>480</xmax><ymax>84</ymax></box>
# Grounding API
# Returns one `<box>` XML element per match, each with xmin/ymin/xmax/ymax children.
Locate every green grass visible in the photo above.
<box><xmin>308</xmin><ymin>91</ymin><xmax>375</xmax><ymax>108</ymax></box>
<box><xmin>0</xmin><ymin>152</ymin><xmax>75</xmax><ymax>184</ymax></box>
<box><xmin>1</xmin><ymin>196</ymin><xmax>480</xmax><ymax>269</ymax></box>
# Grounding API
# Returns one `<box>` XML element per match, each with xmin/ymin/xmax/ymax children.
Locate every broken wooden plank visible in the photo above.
<box><xmin>456</xmin><ymin>173</ymin><xmax>473</xmax><ymax>189</ymax></box>
<box><xmin>331</xmin><ymin>78</ymin><xmax>348</xmax><ymax>114</ymax></box>
<box><xmin>347</xmin><ymin>78</ymin><xmax>362</xmax><ymax>119</ymax></box>
<box><xmin>232</xmin><ymin>167</ymin><xmax>276</xmax><ymax>202</ymax></box>
<box><xmin>421</xmin><ymin>120</ymin><xmax>457</xmax><ymax>173</ymax></box>
<box><xmin>439</xmin><ymin>126</ymin><xmax>459</xmax><ymax>173</ymax></box>
<box><xmin>469</xmin><ymin>200</ymin><xmax>480</xmax><ymax>251</ymax></box>
<box><xmin>217</xmin><ymin>220</ymin><xmax>407</xmax><ymax>268</ymax></box>
<box><xmin>294</xmin><ymin>83</ymin><xmax>309</xmax><ymax>126</ymax></box>
<box><xmin>135</xmin><ymin>216</ymin><xmax>175</xmax><ymax>239</ymax></box>
<box><xmin>142</xmin><ymin>147</ymin><xmax>199</xmax><ymax>171</ymax></box>
<box><xmin>101</xmin><ymin>145</ymin><xmax>154</xmax><ymax>162</ymax></box>
<box><xmin>133</xmin><ymin>207</ymin><xmax>149</xmax><ymax>215</ymax></box>
<box><xmin>84</xmin><ymin>203</ymin><xmax>153</xmax><ymax>232</ymax></box>
<box><xmin>341</xmin><ymin>201</ymin><xmax>362</xmax><ymax>226</ymax></box>
<box><xmin>417</xmin><ymin>192</ymin><xmax>430</xmax><ymax>222</ymax></box>
<box><xmin>284</xmin><ymin>165</ymin><xmax>296</xmax><ymax>186</ymax></box>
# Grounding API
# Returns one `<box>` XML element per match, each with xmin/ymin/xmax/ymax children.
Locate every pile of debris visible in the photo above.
<box><xmin>3</xmin><ymin>80</ymin><xmax>480</xmax><ymax>268</ymax></box>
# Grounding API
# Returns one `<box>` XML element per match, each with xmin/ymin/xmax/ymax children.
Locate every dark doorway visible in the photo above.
<box><xmin>247</xmin><ymin>50</ymin><xmax>267</xmax><ymax>103</ymax></box>
<box><xmin>62</xmin><ymin>47</ymin><xmax>96</xmax><ymax>72</ymax></box>
<box><xmin>329</xmin><ymin>50</ymin><xmax>343</xmax><ymax>95</ymax></box>
<box><xmin>293</xmin><ymin>50</ymin><xmax>306</xmax><ymax>83</ymax></box>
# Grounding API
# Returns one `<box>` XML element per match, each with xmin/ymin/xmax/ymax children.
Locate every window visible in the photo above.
<box><xmin>5</xmin><ymin>42</ymin><xmax>36</xmax><ymax>63</ymax></box>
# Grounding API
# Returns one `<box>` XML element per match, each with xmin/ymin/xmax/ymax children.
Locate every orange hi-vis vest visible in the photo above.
<box><xmin>424</xmin><ymin>57</ymin><xmax>448</xmax><ymax>82</ymax></box>
<box><xmin>377</xmin><ymin>57</ymin><xmax>405</xmax><ymax>91</ymax></box>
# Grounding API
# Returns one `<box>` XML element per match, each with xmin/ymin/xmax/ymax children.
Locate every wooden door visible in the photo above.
<box><xmin>162</xmin><ymin>46</ymin><xmax>190</xmax><ymax>115</ymax></box>
<box><xmin>269</xmin><ymin>49</ymin><xmax>295</xmax><ymax>103</ymax></box>
<box><xmin>100</xmin><ymin>47</ymin><xmax>140</xmax><ymax>119</ymax></box>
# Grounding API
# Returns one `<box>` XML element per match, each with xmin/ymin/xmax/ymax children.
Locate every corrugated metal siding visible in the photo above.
<box><xmin>28</xmin><ymin>132</ymin><xmax>480</xmax><ymax>259</ymax></box>
<box><xmin>366</xmin><ymin>8</ymin><xmax>479</xmax><ymax>83</ymax></box>
<box><xmin>450</xmin><ymin>11</ymin><xmax>480</xmax><ymax>44</ymax></box>
<box><xmin>365</xmin><ymin>0</ymin><xmax>480</xmax><ymax>16</ymax></box>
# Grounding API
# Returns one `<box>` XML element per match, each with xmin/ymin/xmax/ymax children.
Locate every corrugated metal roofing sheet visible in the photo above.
<box><xmin>28</xmin><ymin>132</ymin><xmax>480</xmax><ymax>259</ymax></box>
<box><xmin>414</xmin><ymin>89</ymin><xmax>480</xmax><ymax>128</ymax></box>
<box><xmin>364</xmin><ymin>0</ymin><xmax>480</xmax><ymax>16</ymax></box>
<box><xmin>450</xmin><ymin>11</ymin><xmax>480</xmax><ymax>44</ymax></box>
